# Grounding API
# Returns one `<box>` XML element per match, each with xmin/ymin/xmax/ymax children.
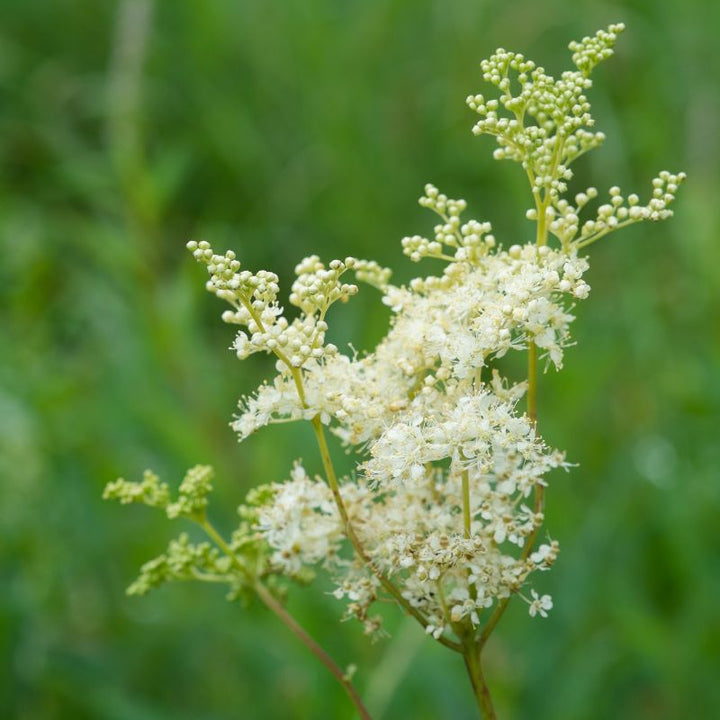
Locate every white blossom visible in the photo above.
<box><xmin>528</xmin><ymin>589</ymin><xmax>553</xmax><ymax>618</ymax></box>
<box><xmin>255</xmin><ymin>464</ymin><xmax>344</xmax><ymax>576</ymax></box>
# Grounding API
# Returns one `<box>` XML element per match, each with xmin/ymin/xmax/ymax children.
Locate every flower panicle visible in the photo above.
<box><xmin>109</xmin><ymin>23</ymin><xmax>685</xmax><ymax>697</ymax></box>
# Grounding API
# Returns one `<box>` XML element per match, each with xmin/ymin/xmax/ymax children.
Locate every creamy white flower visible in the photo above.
<box><xmin>255</xmin><ymin>464</ymin><xmax>344</xmax><ymax>575</ymax></box>
<box><xmin>528</xmin><ymin>589</ymin><xmax>553</xmax><ymax>618</ymax></box>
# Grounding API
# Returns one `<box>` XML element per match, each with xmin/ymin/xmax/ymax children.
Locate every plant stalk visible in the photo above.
<box><xmin>462</xmin><ymin>469</ymin><xmax>472</xmax><ymax>539</ymax></box>
<box><xmin>254</xmin><ymin>582</ymin><xmax>373</xmax><ymax>720</ymax></box>
<box><xmin>199</xmin><ymin>519</ymin><xmax>373</xmax><ymax>720</ymax></box>
<box><xmin>463</xmin><ymin>644</ymin><xmax>497</xmax><ymax>719</ymax></box>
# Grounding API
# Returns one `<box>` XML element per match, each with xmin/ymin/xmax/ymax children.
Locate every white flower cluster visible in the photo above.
<box><xmin>229</xmin><ymin>186</ymin><xmax>583</xmax><ymax>632</ymax></box>
<box><xmin>385</xmin><ymin>225</ymin><xmax>589</xmax><ymax>372</ymax></box>
<box><xmin>254</xmin><ymin>383</ymin><xmax>564</xmax><ymax>636</ymax></box>
<box><xmin>255</xmin><ymin>463</ymin><xmax>346</xmax><ymax>576</ymax></box>
<box><xmin>230</xmin><ymin>204</ymin><xmax>588</xmax><ymax>448</ymax></box>
<box><xmin>352</xmin><ymin>385</ymin><xmax>564</xmax><ymax>634</ymax></box>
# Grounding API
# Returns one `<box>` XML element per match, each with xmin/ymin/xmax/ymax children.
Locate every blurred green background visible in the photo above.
<box><xmin>1</xmin><ymin>0</ymin><xmax>718</xmax><ymax>718</ymax></box>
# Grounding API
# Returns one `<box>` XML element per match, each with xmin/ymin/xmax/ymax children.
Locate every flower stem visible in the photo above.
<box><xmin>527</xmin><ymin>341</ymin><xmax>538</xmax><ymax>426</ymax></box>
<box><xmin>462</xmin><ymin>469</ymin><xmax>472</xmax><ymax>539</ymax></box>
<box><xmin>199</xmin><ymin>519</ymin><xmax>373</xmax><ymax>720</ymax></box>
<box><xmin>253</xmin><ymin>582</ymin><xmax>374</xmax><ymax>720</ymax></box>
<box><xmin>462</xmin><ymin>643</ymin><xmax>497</xmax><ymax>719</ymax></box>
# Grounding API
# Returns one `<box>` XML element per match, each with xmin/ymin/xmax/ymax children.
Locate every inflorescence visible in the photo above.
<box><xmin>106</xmin><ymin>21</ymin><xmax>684</xmax><ymax>686</ymax></box>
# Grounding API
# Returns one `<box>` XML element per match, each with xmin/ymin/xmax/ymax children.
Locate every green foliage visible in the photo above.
<box><xmin>126</xmin><ymin>533</ymin><xmax>226</xmax><ymax>597</ymax></box>
<box><xmin>103</xmin><ymin>470</ymin><xmax>171</xmax><ymax>509</ymax></box>
<box><xmin>2</xmin><ymin>1</ymin><xmax>718</xmax><ymax>719</ymax></box>
<box><xmin>166</xmin><ymin>465</ymin><xmax>214</xmax><ymax>520</ymax></box>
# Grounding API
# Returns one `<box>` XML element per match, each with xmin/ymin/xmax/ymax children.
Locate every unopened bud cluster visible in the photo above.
<box><xmin>104</xmin><ymin>465</ymin><xmax>215</xmax><ymax>522</ymax></box>
<box><xmin>188</xmin><ymin>241</ymin><xmax>364</xmax><ymax>367</ymax></box>
<box><xmin>290</xmin><ymin>255</ymin><xmax>358</xmax><ymax>315</ymax></box>
<box><xmin>467</xmin><ymin>24</ymin><xmax>626</xmax><ymax>205</ymax></box>
<box><xmin>403</xmin><ymin>184</ymin><xmax>496</xmax><ymax>264</ymax></box>
<box><xmin>526</xmin><ymin>171</ymin><xmax>687</xmax><ymax>249</ymax></box>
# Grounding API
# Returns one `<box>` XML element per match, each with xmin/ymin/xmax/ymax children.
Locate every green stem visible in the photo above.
<box><xmin>527</xmin><ymin>341</ymin><xmax>538</xmax><ymax>426</ymax></box>
<box><xmin>536</xmin><ymin>201</ymin><xmax>548</xmax><ymax>247</ymax></box>
<box><xmin>254</xmin><ymin>582</ymin><xmax>373</xmax><ymax>720</ymax></box>
<box><xmin>574</xmin><ymin>217</ymin><xmax>640</xmax><ymax>249</ymax></box>
<box><xmin>463</xmin><ymin>643</ymin><xmax>497</xmax><ymax>719</ymax></box>
<box><xmin>462</xmin><ymin>470</ymin><xmax>472</xmax><ymax>539</ymax></box>
<box><xmin>200</xmin><ymin>519</ymin><xmax>250</xmax><ymax>579</ymax></box>
<box><xmin>199</xmin><ymin>519</ymin><xmax>373</xmax><ymax>720</ymax></box>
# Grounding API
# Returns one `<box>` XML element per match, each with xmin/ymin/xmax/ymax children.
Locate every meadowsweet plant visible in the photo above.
<box><xmin>106</xmin><ymin>23</ymin><xmax>684</xmax><ymax>718</ymax></box>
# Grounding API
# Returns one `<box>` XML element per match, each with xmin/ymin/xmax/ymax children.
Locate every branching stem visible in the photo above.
<box><xmin>254</xmin><ymin>582</ymin><xmax>373</xmax><ymax>720</ymax></box>
<box><xmin>463</xmin><ymin>642</ymin><xmax>497</xmax><ymax>719</ymax></box>
<box><xmin>199</xmin><ymin>519</ymin><xmax>373</xmax><ymax>720</ymax></box>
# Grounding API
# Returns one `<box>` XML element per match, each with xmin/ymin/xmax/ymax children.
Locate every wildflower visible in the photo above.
<box><xmin>528</xmin><ymin>589</ymin><xmax>553</xmax><ymax>618</ymax></box>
